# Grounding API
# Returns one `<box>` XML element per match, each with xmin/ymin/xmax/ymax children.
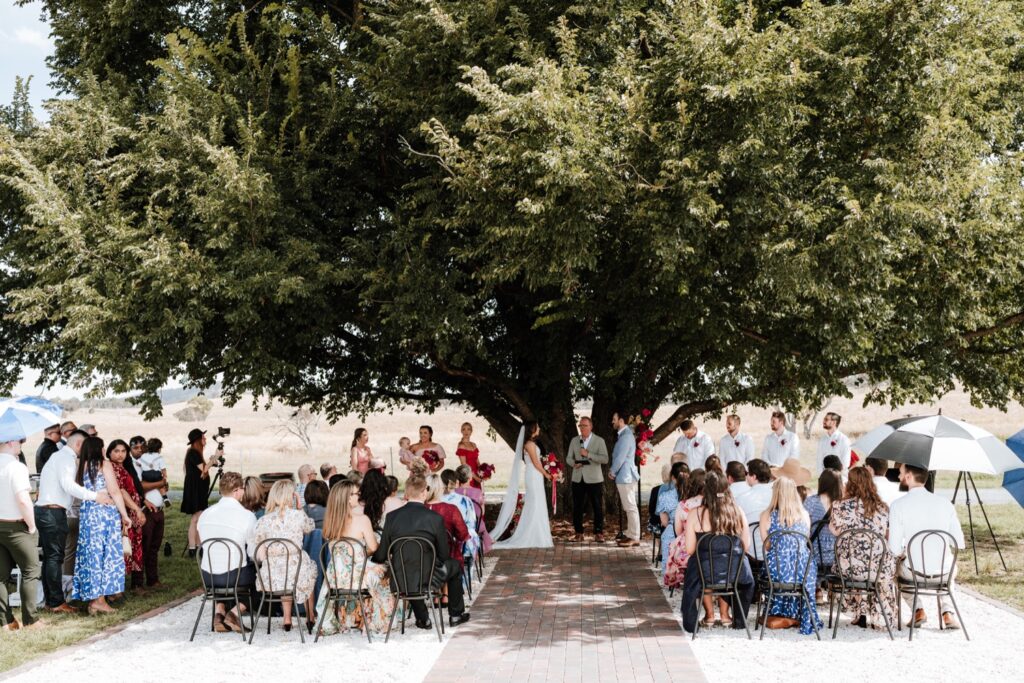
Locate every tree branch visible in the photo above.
<box><xmin>960</xmin><ymin>311</ymin><xmax>1024</xmax><ymax>343</ymax></box>
<box><xmin>650</xmin><ymin>396</ymin><xmax>742</xmax><ymax>444</ymax></box>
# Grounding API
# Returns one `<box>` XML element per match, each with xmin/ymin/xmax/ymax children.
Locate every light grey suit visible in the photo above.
<box><xmin>566</xmin><ymin>434</ymin><xmax>609</xmax><ymax>484</ymax></box>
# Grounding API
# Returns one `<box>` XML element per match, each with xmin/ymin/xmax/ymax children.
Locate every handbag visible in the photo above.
<box><xmin>122</xmin><ymin>533</ymin><xmax>133</xmax><ymax>557</ymax></box>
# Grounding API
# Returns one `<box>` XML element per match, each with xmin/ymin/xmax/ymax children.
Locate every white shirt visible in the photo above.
<box><xmin>737</xmin><ymin>482</ymin><xmax>774</xmax><ymax>558</ymax></box>
<box><xmin>816</xmin><ymin>430</ymin><xmax>852</xmax><ymax>472</ymax></box>
<box><xmin>719</xmin><ymin>432</ymin><xmax>754</xmax><ymax>465</ymax></box>
<box><xmin>581</xmin><ymin>434</ymin><xmax>593</xmax><ymax>450</ymax></box>
<box><xmin>729</xmin><ymin>481</ymin><xmax>750</xmax><ymax>500</ymax></box>
<box><xmin>888</xmin><ymin>487</ymin><xmax>965</xmax><ymax>571</ymax></box>
<box><xmin>873</xmin><ymin>476</ymin><xmax>904</xmax><ymax>507</ymax></box>
<box><xmin>36</xmin><ymin>445</ymin><xmax>98</xmax><ymax>510</ymax></box>
<box><xmin>197</xmin><ymin>497</ymin><xmax>257</xmax><ymax>574</ymax></box>
<box><xmin>672</xmin><ymin>430</ymin><xmax>715</xmax><ymax>471</ymax></box>
<box><xmin>762</xmin><ymin>430</ymin><xmax>799</xmax><ymax>467</ymax></box>
<box><xmin>134</xmin><ymin>451</ymin><xmax>167</xmax><ymax>508</ymax></box>
<box><xmin>0</xmin><ymin>453</ymin><xmax>31</xmax><ymax>519</ymax></box>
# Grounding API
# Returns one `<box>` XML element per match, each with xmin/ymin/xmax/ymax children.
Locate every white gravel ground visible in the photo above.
<box><xmin>651</xmin><ymin>562</ymin><xmax>1024</xmax><ymax>683</ymax></box>
<box><xmin>7</xmin><ymin>558</ymin><xmax>495</xmax><ymax>683</ymax></box>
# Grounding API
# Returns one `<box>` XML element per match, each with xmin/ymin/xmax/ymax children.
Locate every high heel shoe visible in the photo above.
<box><xmin>306</xmin><ymin>619</ymin><xmax>316</xmax><ymax>635</ymax></box>
<box><xmin>283</xmin><ymin>623</ymin><xmax>292</xmax><ymax>632</ymax></box>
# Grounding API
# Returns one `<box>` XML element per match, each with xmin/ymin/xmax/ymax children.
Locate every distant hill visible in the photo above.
<box><xmin>49</xmin><ymin>384</ymin><xmax>222</xmax><ymax>412</ymax></box>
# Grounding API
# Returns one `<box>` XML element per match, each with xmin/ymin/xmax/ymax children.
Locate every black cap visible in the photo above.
<box><xmin>187</xmin><ymin>428</ymin><xmax>206</xmax><ymax>445</ymax></box>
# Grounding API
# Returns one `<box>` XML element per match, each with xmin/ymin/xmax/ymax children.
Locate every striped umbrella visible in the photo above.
<box><xmin>851</xmin><ymin>415</ymin><xmax>1020</xmax><ymax>475</ymax></box>
<box><xmin>0</xmin><ymin>396</ymin><xmax>64</xmax><ymax>442</ymax></box>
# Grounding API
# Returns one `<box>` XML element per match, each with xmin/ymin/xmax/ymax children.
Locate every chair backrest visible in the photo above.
<box><xmin>764</xmin><ymin>529</ymin><xmax>813</xmax><ymax>587</ymax></box>
<box><xmin>810</xmin><ymin>517</ymin><xmax>830</xmax><ymax>568</ymax></box>
<box><xmin>252</xmin><ymin>537</ymin><xmax>304</xmax><ymax>594</ymax></box>
<box><xmin>747</xmin><ymin>522</ymin><xmax>763</xmax><ymax>561</ymax></box>
<box><xmin>197</xmin><ymin>537</ymin><xmax>245</xmax><ymax>593</ymax></box>
<box><xmin>695</xmin><ymin>534</ymin><xmax>744</xmax><ymax>589</ymax></box>
<box><xmin>833</xmin><ymin>527</ymin><xmax>887</xmax><ymax>583</ymax></box>
<box><xmin>905</xmin><ymin>529</ymin><xmax>959</xmax><ymax>582</ymax></box>
<box><xmin>386</xmin><ymin>536</ymin><xmax>437</xmax><ymax>598</ymax></box>
<box><xmin>320</xmin><ymin>536</ymin><xmax>368</xmax><ymax>594</ymax></box>
<box><xmin>648</xmin><ymin>487</ymin><xmax>662</xmax><ymax>527</ymax></box>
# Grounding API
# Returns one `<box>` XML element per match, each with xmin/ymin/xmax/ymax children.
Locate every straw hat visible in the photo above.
<box><xmin>770</xmin><ymin>458</ymin><xmax>812</xmax><ymax>486</ymax></box>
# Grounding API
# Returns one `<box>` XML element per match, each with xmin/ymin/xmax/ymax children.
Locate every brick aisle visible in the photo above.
<box><xmin>424</xmin><ymin>542</ymin><xmax>706</xmax><ymax>683</ymax></box>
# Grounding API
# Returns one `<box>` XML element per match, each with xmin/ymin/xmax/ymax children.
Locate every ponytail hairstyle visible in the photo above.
<box><xmin>670</xmin><ymin>462</ymin><xmax>690</xmax><ymax>499</ymax></box>
<box><xmin>703</xmin><ymin>470</ymin><xmax>744</xmax><ymax>536</ymax></box>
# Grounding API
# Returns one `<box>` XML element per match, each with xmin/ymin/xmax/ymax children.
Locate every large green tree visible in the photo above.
<box><xmin>4</xmin><ymin>0</ymin><xmax>1024</xmax><ymax>468</ymax></box>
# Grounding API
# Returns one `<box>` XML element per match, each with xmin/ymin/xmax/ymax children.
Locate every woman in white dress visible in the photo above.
<box><xmin>492</xmin><ymin>422</ymin><xmax>554</xmax><ymax>549</ymax></box>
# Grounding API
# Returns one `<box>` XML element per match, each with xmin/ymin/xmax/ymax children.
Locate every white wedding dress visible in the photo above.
<box><xmin>492</xmin><ymin>427</ymin><xmax>554</xmax><ymax>549</ymax></box>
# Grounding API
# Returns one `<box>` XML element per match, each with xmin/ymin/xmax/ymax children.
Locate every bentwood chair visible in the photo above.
<box><xmin>691</xmin><ymin>534</ymin><xmax>752</xmax><ymax>640</ymax></box>
<box><xmin>759</xmin><ymin>529</ymin><xmax>821</xmax><ymax>641</ymax></box>
<box><xmin>190</xmin><ymin>538</ymin><xmax>254</xmax><ymax>642</ymax></box>
<box><xmin>829</xmin><ymin>527</ymin><xmax>894</xmax><ymax>640</ymax></box>
<box><xmin>897</xmin><ymin>529</ymin><xmax>969</xmax><ymax>641</ymax></box>
<box><xmin>384</xmin><ymin>536</ymin><xmax>445</xmax><ymax>643</ymax></box>
<box><xmin>314</xmin><ymin>537</ymin><xmax>373</xmax><ymax>643</ymax></box>
<box><xmin>250</xmin><ymin>538</ymin><xmax>306</xmax><ymax>644</ymax></box>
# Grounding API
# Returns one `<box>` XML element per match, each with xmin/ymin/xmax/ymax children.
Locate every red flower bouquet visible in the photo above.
<box><xmin>476</xmin><ymin>462</ymin><xmax>495</xmax><ymax>481</ymax></box>
<box><xmin>421</xmin><ymin>449</ymin><xmax>444</xmax><ymax>472</ymax></box>
<box><xmin>629</xmin><ymin>411</ymin><xmax>656</xmax><ymax>467</ymax></box>
<box><xmin>543</xmin><ymin>453</ymin><xmax>564</xmax><ymax>482</ymax></box>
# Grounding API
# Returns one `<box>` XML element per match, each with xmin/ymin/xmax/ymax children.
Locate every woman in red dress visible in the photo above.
<box><xmin>425</xmin><ymin>474</ymin><xmax>470</xmax><ymax>571</ymax></box>
<box><xmin>107</xmin><ymin>440</ymin><xmax>146</xmax><ymax>593</ymax></box>
<box><xmin>455</xmin><ymin>422</ymin><xmax>483</xmax><ymax>490</ymax></box>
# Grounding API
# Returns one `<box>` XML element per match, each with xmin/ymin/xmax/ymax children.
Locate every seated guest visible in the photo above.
<box><xmin>657</xmin><ymin>463</ymin><xmax>687</xmax><ymax>581</ymax></box>
<box><xmin>320</xmin><ymin>463</ymin><xmax>338</xmax><ymax>481</ymax></box>
<box><xmin>382</xmin><ymin>475</ymin><xmax>406</xmax><ymax>520</ymax></box>
<box><xmin>424</xmin><ymin>474</ymin><xmax>471</xmax><ymax>575</ymax></box>
<box><xmin>253</xmin><ymin>480</ymin><xmax>318</xmax><ymax>633</ymax></box>
<box><xmin>888</xmin><ymin>463</ymin><xmax>965</xmax><ymax>629</ymax></box>
<box><xmin>726</xmin><ymin>461</ymin><xmax>749</xmax><ymax>499</ymax></box>
<box><xmin>759</xmin><ymin>475</ymin><xmax>822</xmax><ymax>634</ymax></box>
<box><xmin>441</xmin><ymin>470</ymin><xmax>481</xmax><ymax>559</ymax></box>
<box><xmin>241</xmin><ymin>476</ymin><xmax>266</xmax><ymax>517</ymax></box>
<box><xmin>315</xmin><ymin>481</ymin><xmax>395</xmax><ymax>634</ymax></box>
<box><xmin>1</xmin><ymin>430</ymin><xmax>42</xmax><ymax>630</ymax></box>
<box><xmin>703</xmin><ymin>455</ymin><xmax>723</xmax><ymax>475</ymax></box>
<box><xmin>736</xmin><ymin>459</ymin><xmax>774</xmax><ymax>558</ymax></box>
<box><xmin>453</xmin><ymin>465</ymin><xmax>491</xmax><ymax>551</ymax></box>
<box><xmin>681</xmin><ymin>471</ymin><xmax>753</xmax><ymax>632</ymax></box>
<box><xmin>328</xmin><ymin>473</ymin><xmax>346</xmax><ymax>489</ymax></box>
<box><xmin>303</xmin><ymin>480</ymin><xmax>329</xmax><ymax>530</ymax></box>
<box><xmin>346</xmin><ymin>470</ymin><xmax>363</xmax><ymax>487</ymax></box>
<box><xmin>865</xmin><ymin>457</ymin><xmax>904</xmax><ymax>506</ymax></box>
<box><xmin>296</xmin><ymin>464</ymin><xmax>316</xmax><ymax>506</ymax></box>
<box><xmin>822</xmin><ymin>455</ymin><xmax>845</xmax><ymax>481</ymax></box>
<box><xmin>371</xmin><ymin>474</ymin><xmax>470</xmax><ymax>628</ymax></box>
<box><xmin>197</xmin><ymin>471</ymin><xmax>256</xmax><ymax>633</ymax></box>
<box><xmin>804</xmin><ymin>469</ymin><xmax>842</xmax><ymax>572</ymax></box>
<box><xmin>829</xmin><ymin>467</ymin><xmax>896</xmax><ymax>629</ymax></box>
<box><xmin>649</xmin><ymin>464</ymin><xmax>673</xmax><ymax>537</ymax></box>
<box><xmin>359</xmin><ymin>469</ymin><xmax>390</xmax><ymax>532</ymax></box>
<box><xmin>663</xmin><ymin>469</ymin><xmax>703</xmax><ymax>589</ymax></box>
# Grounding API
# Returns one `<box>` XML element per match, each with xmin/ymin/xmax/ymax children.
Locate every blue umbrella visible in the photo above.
<box><xmin>0</xmin><ymin>397</ymin><xmax>64</xmax><ymax>442</ymax></box>
<box><xmin>1003</xmin><ymin>429</ymin><xmax>1024</xmax><ymax>508</ymax></box>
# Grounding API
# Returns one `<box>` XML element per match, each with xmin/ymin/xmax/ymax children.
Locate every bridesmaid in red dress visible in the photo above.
<box><xmin>455</xmin><ymin>422</ymin><xmax>483</xmax><ymax>490</ymax></box>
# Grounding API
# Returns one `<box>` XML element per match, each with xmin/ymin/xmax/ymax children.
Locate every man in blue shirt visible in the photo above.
<box><xmin>608</xmin><ymin>410</ymin><xmax>640</xmax><ymax>547</ymax></box>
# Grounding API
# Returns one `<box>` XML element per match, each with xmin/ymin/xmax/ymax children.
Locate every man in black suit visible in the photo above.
<box><xmin>371</xmin><ymin>474</ymin><xmax>470</xmax><ymax>629</ymax></box>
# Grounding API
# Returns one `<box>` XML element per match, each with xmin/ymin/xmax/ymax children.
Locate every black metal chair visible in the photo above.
<box><xmin>897</xmin><ymin>529</ymin><xmax>969</xmax><ymax>641</ymax></box>
<box><xmin>249</xmin><ymin>537</ymin><xmax>307</xmax><ymax>644</ymax></box>
<box><xmin>747</xmin><ymin>522</ymin><xmax>769</xmax><ymax>622</ymax></box>
<box><xmin>829</xmin><ymin>527</ymin><xmax>894</xmax><ymax>640</ymax></box>
<box><xmin>314</xmin><ymin>537</ymin><xmax>372</xmax><ymax>643</ymax></box>
<box><xmin>384</xmin><ymin>536</ymin><xmax>445</xmax><ymax>643</ymax></box>
<box><xmin>691</xmin><ymin>534</ymin><xmax>752</xmax><ymax>640</ymax></box>
<box><xmin>810</xmin><ymin>517</ymin><xmax>841</xmax><ymax>625</ymax></box>
<box><xmin>190</xmin><ymin>538</ymin><xmax>255</xmax><ymax>642</ymax></box>
<box><xmin>759</xmin><ymin>529</ymin><xmax>821</xmax><ymax>640</ymax></box>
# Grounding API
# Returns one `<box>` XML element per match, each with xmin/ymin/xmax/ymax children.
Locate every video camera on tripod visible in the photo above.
<box><xmin>206</xmin><ymin>427</ymin><xmax>231</xmax><ymax>496</ymax></box>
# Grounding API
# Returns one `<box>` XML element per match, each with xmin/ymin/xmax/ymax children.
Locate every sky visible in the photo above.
<box><xmin>0</xmin><ymin>2</ymin><xmax>59</xmax><ymax>118</ymax></box>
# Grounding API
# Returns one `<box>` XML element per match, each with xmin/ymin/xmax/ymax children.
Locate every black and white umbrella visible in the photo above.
<box><xmin>852</xmin><ymin>415</ymin><xmax>1020</xmax><ymax>475</ymax></box>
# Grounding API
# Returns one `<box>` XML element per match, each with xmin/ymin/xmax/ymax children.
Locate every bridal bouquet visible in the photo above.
<box><xmin>630</xmin><ymin>408</ymin><xmax>657</xmax><ymax>467</ymax></box>
<box><xmin>421</xmin><ymin>449</ymin><xmax>444</xmax><ymax>472</ymax></box>
<box><xmin>476</xmin><ymin>462</ymin><xmax>495</xmax><ymax>481</ymax></box>
<box><xmin>543</xmin><ymin>453</ymin><xmax>565</xmax><ymax>514</ymax></box>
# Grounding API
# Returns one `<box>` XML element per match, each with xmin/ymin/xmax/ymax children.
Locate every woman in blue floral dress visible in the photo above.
<box><xmin>73</xmin><ymin>437</ymin><xmax>132</xmax><ymax>614</ymax></box>
<box><xmin>760</xmin><ymin>477</ymin><xmax>822</xmax><ymax>635</ymax></box>
<box><xmin>656</xmin><ymin>463</ymin><xmax>687</xmax><ymax>582</ymax></box>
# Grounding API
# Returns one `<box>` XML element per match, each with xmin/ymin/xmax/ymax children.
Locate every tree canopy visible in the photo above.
<box><xmin>3</xmin><ymin>0</ymin><xmax>1024</xmax><ymax>454</ymax></box>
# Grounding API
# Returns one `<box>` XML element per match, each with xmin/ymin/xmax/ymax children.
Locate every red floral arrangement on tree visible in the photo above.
<box><xmin>421</xmin><ymin>449</ymin><xmax>443</xmax><ymax>472</ymax></box>
<box><xmin>476</xmin><ymin>462</ymin><xmax>495</xmax><ymax>481</ymax></box>
<box><xmin>629</xmin><ymin>408</ymin><xmax>656</xmax><ymax>467</ymax></box>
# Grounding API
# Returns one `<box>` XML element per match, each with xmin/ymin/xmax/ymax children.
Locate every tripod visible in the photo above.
<box><xmin>951</xmin><ymin>471</ymin><xmax>1007</xmax><ymax>573</ymax></box>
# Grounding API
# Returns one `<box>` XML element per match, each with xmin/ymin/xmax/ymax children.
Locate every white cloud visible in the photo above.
<box><xmin>13</xmin><ymin>27</ymin><xmax>52</xmax><ymax>51</ymax></box>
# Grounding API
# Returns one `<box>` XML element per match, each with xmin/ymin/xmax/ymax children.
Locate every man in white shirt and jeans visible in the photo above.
<box><xmin>1</xmin><ymin>430</ymin><xmax>41</xmax><ymax>630</ymax></box>
<box><xmin>198</xmin><ymin>471</ymin><xmax>257</xmax><ymax>633</ymax></box>
<box><xmin>888</xmin><ymin>463</ymin><xmax>965</xmax><ymax>630</ymax></box>
<box><xmin>35</xmin><ymin>430</ymin><xmax>113</xmax><ymax>612</ymax></box>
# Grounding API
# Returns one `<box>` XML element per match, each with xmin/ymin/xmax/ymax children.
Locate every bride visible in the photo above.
<box><xmin>492</xmin><ymin>421</ymin><xmax>554</xmax><ymax>549</ymax></box>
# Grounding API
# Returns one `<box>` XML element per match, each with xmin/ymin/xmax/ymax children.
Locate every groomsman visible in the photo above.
<box><xmin>671</xmin><ymin>419</ymin><xmax>715</xmax><ymax>471</ymax></box>
<box><xmin>816</xmin><ymin>412</ymin><xmax>852</xmax><ymax>473</ymax></box>
<box><xmin>609</xmin><ymin>410</ymin><xmax>640</xmax><ymax>547</ymax></box>
<box><xmin>762</xmin><ymin>411</ymin><xmax>799</xmax><ymax>467</ymax></box>
<box><xmin>566</xmin><ymin>416</ymin><xmax>609</xmax><ymax>542</ymax></box>
<box><xmin>718</xmin><ymin>414</ymin><xmax>754</xmax><ymax>465</ymax></box>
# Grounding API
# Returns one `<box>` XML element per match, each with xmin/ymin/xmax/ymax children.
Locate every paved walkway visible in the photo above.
<box><xmin>424</xmin><ymin>542</ymin><xmax>704</xmax><ymax>683</ymax></box>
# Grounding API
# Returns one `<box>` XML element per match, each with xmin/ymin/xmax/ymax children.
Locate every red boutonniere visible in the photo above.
<box><xmin>780</xmin><ymin>439</ymin><xmax>787</xmax><ymax>447</ymax></box>
<box><xmin>692</xmin><ymin>440</ymin><xmax>700</xmax><ymax>448</ymax></box>
<box><xmin>734</xmin><ymin>440</ymin><xmax>740</xmax><ymax>448</ymax></box>
<box><xmin>830</xmin><ymin>440</ymin><xmax>837</xmax><ymax>448</ymax></box>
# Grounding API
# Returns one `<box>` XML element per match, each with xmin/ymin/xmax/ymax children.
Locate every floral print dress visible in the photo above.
<box><xmin>113</xmin><ymin>462</ymin><xmax>143</xmax><ymax>573</ymax></box>
<box><xmin>315</xmin><ymin>540</ymin><xmax>395</xmax><ymax>634</ymax></box>
<box><xmin>764</xmin><ymin>510</ymin><xmax>822</xmax><ymax>635</ymax></box>
<box><xmin>830</xmin><ymin>498</ymin><xmax>897</xmax><ymax>626</ymax></box>
<box><xmin>254</xmin><ymin>509</ymin><xmax>318</xmax><ymax>601</ymax></box>
<box><xmin>663</xmin><ymin>495</ymin><xmax>703</xmax><ymax>589</ymax></box>
<box><xmin>72</xmin><ymin>470</ymin><xmax>125</xmax><ymax>600</ymax></box>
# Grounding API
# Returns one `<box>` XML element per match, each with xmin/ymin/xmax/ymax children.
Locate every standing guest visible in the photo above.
<box><xmin>804</xmin><ymin>469</ymin><xmax>842</xmax><ymax>574</ymax></box>
<box><xmin>121</xmin><ymin>437</ymin><xmax>145</xmax><ymax>504</ymax></box>
<box><xmin>888</xmin><ymin>463</ymin><xmax>965</xmax><ymax>629</ymax></box>
<box><xmin>830</xmin><ymin>467</ymin><xmax>897</xmax><ymax>629</ymax></box>
<box><xmin>762</xmin><ymin>411</ymin><xmax>799</xmax><ymax>467</ymax></box>
<box><xmin>303</xmin><ymin>480</ymin><xmax>329</xmax><ymax>530</ymax></box>
<box><xmin>320</xmin><ymin>463</ymin><xmax>337</xmax><ymax>481</ymax></box>
<box><xmin>135</xmin><ymin>438</ymin><xmax>168</xmax><ymax>588</ymax></box>
<box><xmin>441</xmin><ymin>470</ymin><xmax>481</xmax><ymax>559</ymax></box>
<box><xmin>816</xmin><ymin>412</ymin><xmax>852</xmax><ymax>473</ymax></box>
<box><xmin>36</xmin><ymin>430</ymin><xmax>114</xmax><ymax>613</ymax></box>
<box><xmin>609</xmin><ymin>410</ymin><xmax>641</xmax><ymax>547</ymax></box>
<box><xmin>0</xmin><ymin>431</ymin><xmax>42</xmax><ymax>630</ymax></box>
<box><xmin>398</xmin><ymin>437</ymin><xmax>417</xmax><ymax>470</ymax></box>
<box><xmin>72</xmin><ymin>436</ymin><xmax>132</xmax><ymax>615</ymax></box>
<box><xmin>657</xmin><ymin>463</ymin><xmax>687</xmax><ymax>581</ymax></box>
<box><xmin>455</xmin><ymin>422</ymin><xmax>485</xmax><ymax>489</ymax></box>
<box><xmin>350</xmin><ymin>428</ymin><xmax>383</xmax><ymax>475</ymax></box>
<box><xmin>107</xmin><ymin>440</ymin><xmax>147</xmax><ymax>594</ymax></box>
<box><xmin>719</xmin><ymin>415</ymin><xmax>755</xmax><ymax>465</ymax></box>
<box><xmin>759</xmin><ymin>476</ymin><xmax>821</xmax><ymax>634</ymax></box>
<box><xmin>359</xmin><ymin>469</ymin><xmax>391</xmax><ymax>531</ymax></box>
<box><xmin>316</xmin><ymin>481</ymin><xmax>396</xmax><ymax>634</ymax></box>
<box><xmin>566</xmin><ymin>415</ymin><xmax>609</xmax><ymax>542</ymax></box>
<box><xmin>254</xmin><ymin>480</ymin><xmax>317</xmax><ymax>632</ymax></box>
<box><xmin>411</xmin><ymin>425</ymin><xmax>447</xmax><ymax>472</ymax></box>
<box><xmin>80</xmin><ymin>424</ymin><xmax>98</xmax><ymax>437</ymax></box>
<box><xmin>181</xmin><ymin>429</ymin><xmax>217</xmax><ymax>557</ymax></box>
<box><xmin>197</xmin><ymin>471</ymin><xmax>256</xmax><ymax>634</ymax></box>
<box><xmin>865</xmin><ymin>457</ymin><xmax>904</xmax><ymax>506</ymax></box>
<box><xmin>241</xmin><ymin>476</ymin><xmax>267</xmax><ymax>517</ymax></box>
<box><xmin>296</xmin><ymin>464</ymin><xmax>316</xmax><ymax>502</ymax></box>
<box><xmin>59</xmin><ymin>421</ymin><xmax>78</xmax><ymax>446</ymax></box>
<box><xmin>424</xmin><ymin>474</ymin><xmax>471</xmax><ymax>573</ymax></box>
<box><xmin>726</xmin><ymin>461</ymin><xmax>749</xmax><ymax>499</ymax></box>
<box><xmin>453</xmin><ymin>465</ymin><xmax>491</xmax><ymax>551</ymax></box>
<box><xmin>35</xmin><ymin>423</ymin><xmax>62</xmax><ymax>474</ymax></box>
<box><xmin>672</xmin><ymin>420</ymin><xmax>715</xmax><ymax>472</ymax></box>
<box><xmin>382</xmin><ymin>475</ymin><xmax>406</xmax><ymax>520</ymax></box>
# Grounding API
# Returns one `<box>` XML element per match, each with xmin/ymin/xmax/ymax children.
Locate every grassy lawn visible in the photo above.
<box><xmin>956</xmin><ymin>504</ymin><xmax>1024</xmax><ymax>612</ymax></box>
<box><xmin>1</xmin><ymin>500</ymin><xmax>201</xmax><ymax>674</ymax></box>
<box><xmin>934</xmin><ymin>471</ymin><xmax>1002</xmax><ymax>490</ymax></box>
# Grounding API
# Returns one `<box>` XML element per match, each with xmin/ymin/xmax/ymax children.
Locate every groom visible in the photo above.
<box><xmin>566</xmin><ymin>416</ymin><xmax>609</xmax><ymax>542</ymax></box>
<box><xmin>609</xmin><ymin>410</ymin><xmax>640</xmax><ymax>547</ymax></box>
